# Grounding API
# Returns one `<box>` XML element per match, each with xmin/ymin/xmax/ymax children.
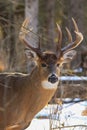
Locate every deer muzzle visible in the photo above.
<box><xmin>48</xmin><ymin>73</ymin><xmax>58</xmax><ymax>84</ymax></box>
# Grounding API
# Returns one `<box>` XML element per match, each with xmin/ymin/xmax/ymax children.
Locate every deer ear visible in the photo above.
<box><xmin>25</xmin><ymin>48</ymin><xmax>38</xmax><ymax>59</ymax></box>
<box><xmin>62</xmin><ymin>50</ymin><xmax>77</xmax><ymax>63</ymax></box>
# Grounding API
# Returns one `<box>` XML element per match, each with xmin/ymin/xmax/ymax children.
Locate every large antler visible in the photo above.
<box><xmin>56</xmin><ymin>18</ymin><xmax>83</xmax><ymax>56</ymax></box>
<box><xmin>61</xmin><ymin>18</ymin><xmax>83</xmax><ymax>54</ymax></box>
<box><xmin>19</xmin><ymin>18</ymin><xmax>43</xmax><ymax>58</ymax></box>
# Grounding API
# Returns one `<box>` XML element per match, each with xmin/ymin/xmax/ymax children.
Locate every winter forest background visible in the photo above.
<box><xmin>0</xmin><ymin>0</ymin><xmax>87</xmax><ymax>100</ymax></box>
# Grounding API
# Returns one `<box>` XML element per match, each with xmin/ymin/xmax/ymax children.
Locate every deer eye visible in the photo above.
<box><xmin>41</xmin><ymin>63</ymin><xmax>47</xmax><ymax>67</ymax></box>
<box><xmin>57</xmin><ymin>63</ymin><xmax>60</xmax><ymax>67</ymax></box>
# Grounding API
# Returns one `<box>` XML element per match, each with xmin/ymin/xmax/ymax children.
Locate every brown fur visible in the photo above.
<box><xmin>0</xmin><ymin>52</ymin><xmax>60</xmax><ymax>130</ymax></box>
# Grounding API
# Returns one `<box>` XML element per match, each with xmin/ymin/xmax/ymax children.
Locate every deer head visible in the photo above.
<box><xmin>19</xmin><ymin>18</ymin><xmax>83</xmax><ymax>89</ymax></box>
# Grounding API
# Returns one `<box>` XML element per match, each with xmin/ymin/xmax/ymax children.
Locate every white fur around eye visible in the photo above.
<box><xmin>41</xmin><ymin>80</ymin><xmax>58</xmax><ymax>90</ymax></box>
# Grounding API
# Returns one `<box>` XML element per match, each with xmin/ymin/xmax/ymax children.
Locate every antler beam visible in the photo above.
<box><xmin>19</xmin><ymin>18</ymin><xmax>43</xmax><ymax>58</ymax></box>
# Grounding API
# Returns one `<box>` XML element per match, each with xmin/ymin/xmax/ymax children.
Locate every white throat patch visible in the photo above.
<box><xmin>41</xmin><ymin>80</ymin><xmax>58</xmax><ymax>90</ymax></box>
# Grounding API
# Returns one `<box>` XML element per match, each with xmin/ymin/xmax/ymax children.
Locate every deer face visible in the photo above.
<box><xmin>32</xmin><ymin>52</ymin><xmax>58</xmax><ymax>89</ymax></box>
<box><xmin>39</xmin><ymin>52</ymin><xmax>59</xmax><ymax>85</ymax></box>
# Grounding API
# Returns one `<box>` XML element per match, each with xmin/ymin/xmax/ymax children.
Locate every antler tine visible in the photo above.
<box><xmin>19</xmin><ymin>18</ymin><xmax>42</xmax><ymax>57</ymax></box>
<box><xmin>62</xmin><ymin>18</ymin><xmax>83</xmax><ymax>54</ymax></box>
<box><xmin>72</xmin><ymin>17</ymin><xmax>79</xmax><ymax>32</ymax></box>
<box><xmin>65</xmin><ymin>27</ymin><xmax>72</xmax><ymax>42</ymax></box>
<box><xmin>56</xmin><ymin>23</ymin><xmax>62</xmax><ymax>54</ymax></box>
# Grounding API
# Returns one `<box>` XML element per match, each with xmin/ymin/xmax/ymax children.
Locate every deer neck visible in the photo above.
<box><xmin>29</xmin><ymin>66</ymin><xmax>41</xmax><ymax>83</ymax></box>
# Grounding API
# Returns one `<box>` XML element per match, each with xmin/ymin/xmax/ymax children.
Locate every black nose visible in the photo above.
<box><xmin>48</xmin><ymin>74</ymin><xmax>58</xmax><ymax>84</ymax></box>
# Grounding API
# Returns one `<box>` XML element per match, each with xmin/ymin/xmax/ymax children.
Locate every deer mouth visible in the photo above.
<box><xmin>41</xmin><ymin>80</ymin><xmax>58</xmax><ymax>89</ymax></box>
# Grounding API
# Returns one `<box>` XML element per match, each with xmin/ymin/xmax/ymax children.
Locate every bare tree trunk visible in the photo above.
<box><xmin>39</xmin><ymin>0</ymin><xmax>56</xmax><ymax>51</ymax></box>
<box><xmin>25</xmin><ymin>0</ymin><xmax>39</xmax><ymax>47</ymax></box>
<box><xmin>25</xmin><ymin>0</ymin><xmax>39</xmax><ymax>73</ymax></box>
<box><xmin>8</xmin><ymin>3</ymin><xmax>16</xmax><ymax>70</ymax></box>
<box><xmin>45</xmin><ymin>0</ymin><xmax>56</xmax><ymax>50</ymax></box>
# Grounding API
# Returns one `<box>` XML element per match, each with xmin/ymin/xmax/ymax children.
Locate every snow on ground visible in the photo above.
<box><xmin>25</xmin><ymin>119</ymin><xmax>49</xmax><ymax>130</ymax></box>
<box><xmin>60</xmin><ymin>76</ymin><xmax>87</xmax><ymax>81</ymax></box>
<box><xmin>25</xmin><ymin>101</ymin><xmax>87</xmax><ymax>130</ymax></box>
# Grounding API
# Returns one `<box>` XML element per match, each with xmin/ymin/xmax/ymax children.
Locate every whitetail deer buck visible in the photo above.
<box><xmin>0</xmin><ymin>18</ymin><xmax>83</xmax><ymax>130</ymax></box>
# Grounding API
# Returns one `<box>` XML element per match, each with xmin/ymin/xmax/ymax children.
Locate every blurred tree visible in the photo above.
<box><xmin>25</xmin><ymin>0</ymin><xmax>39</xmax><ymax>47</ymax></box>
<box><xmin>44</xmin><ymin>0</ymin><xmax>56</xmax><ymax>50</ymax></box>
<box><xmin>0</xmin><ymin>0</ymin><xmax>25</xmax><ymax>71</ymax></box>
<box><xmin>25</xmin><ymin>0</ymin><xmax>39</xmax><ymax>73</ymax></box>
<box><xmin>39</xmin><ymin>0</ymin><xmax>56</xmax><ymax>51</ymax></box>
<box><xmin>8</xmin><ymin>2</ymin><xmax>16</xmax><ymax>69</ymax></box>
